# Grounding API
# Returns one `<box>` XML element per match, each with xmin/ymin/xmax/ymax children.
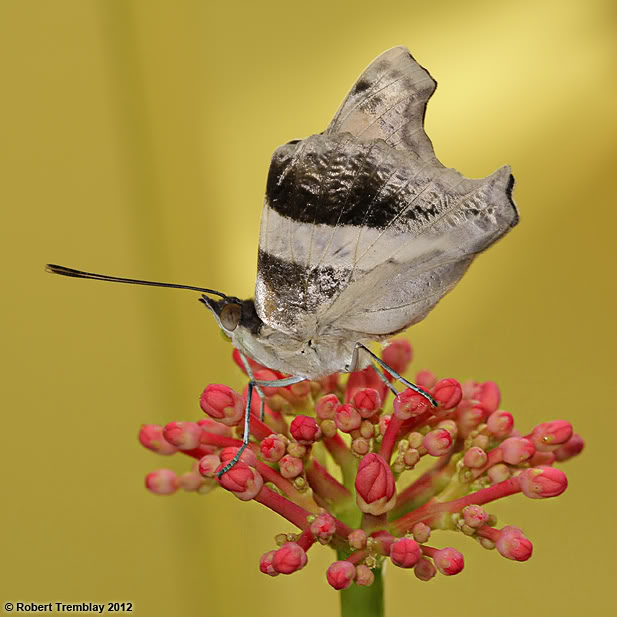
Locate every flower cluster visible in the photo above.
<box><xmin>139</xmin><ymin>340</ymin><xmax>583</xmax><ymax>589</ymax></box>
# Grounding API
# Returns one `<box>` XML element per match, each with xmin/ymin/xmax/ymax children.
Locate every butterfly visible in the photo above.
<box><xmin>48</xmin><ymin>46</ymin><xmax>518</xmax><ymax>473</ymax></box>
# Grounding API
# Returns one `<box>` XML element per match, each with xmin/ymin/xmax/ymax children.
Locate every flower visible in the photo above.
<box><xmin>272</xmin><ymin>542</ymin><xmax>308</xmax><ymax>574</ymax></box>
<box><xmin>355</xmin><ymin>453</ymin><xmax>396</xmax><ymax>515</ymax></box>
<box><xmin>139</xmin><ymin>338</ymin><xmax>584</xmax><ymax>598</ymax></box>
<box><xmin>390</xmin><ymin>538</ymin><xmax>421</xmax><ymax>568</ymax></box>
<box><xmin>326</xmin><ymin>561</ymin><xmax>356</xmax><ymax>590</ymax></box>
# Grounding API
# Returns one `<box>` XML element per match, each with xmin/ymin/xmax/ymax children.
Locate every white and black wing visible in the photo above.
<box><xmin>255</xmin><ymin>47</ymin><xmax>518</xmax><ymax>341</ymax></box>
<box><xmin>327</xmin><ymin>45</ymin><xmax>439</xmax><ymax>162</ymax></box>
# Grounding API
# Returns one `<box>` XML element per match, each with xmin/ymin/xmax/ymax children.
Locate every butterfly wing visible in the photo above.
<box><xmin>255</xmin><ymin>47</ymin><xmax>518</xmax><ymax>342</ymax></box>
<box><xmin>327</xmin><ymin>45</ymin><xmax>439</xmax><ymax>162</ymax></box>
<box><xmin>320</xmin><ymin>165</ymin><xmax>516</xmax><ymax>337</ymax></box>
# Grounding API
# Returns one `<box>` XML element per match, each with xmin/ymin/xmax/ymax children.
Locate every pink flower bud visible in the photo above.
<box><xmin>320</xmin><ymin>419</ymin><xmax>337</xmax><ymax>438</ymax></box>
<box><xmin>309</xmin><ymin>512</ymin><xmax>336</xmax><ymax>543</ymax></box>
<box><xmin>462</xmin><ymin>379</ymin><xmax>479</xmax><ymax>399</ymax></box>
<box><xmin>352</xmin><ymin>388</ymin><xmax>382</xmax><ymax>418</ymax></box>
<box><xmin>351</xmin><ymin>437</ymin><xmax>370</xmax><ymax>456</ymax></box>
<box><xmin>345</xmin><ymin>367</ymin><xmax>386</xmax><ymax>403</ymax></box>
<box><xmin>138</xmin><ymin>424</ymin><xmax>177</xmax><ymax>455</ymax></box>
<box><xmin>145</xmin><ymin>469</ymin><xmax>178</xmax><ymax>495</ymax></box>
<box><xmin>162</xmin><ymin>421</ymin><xmax>202</xmax><ymax>450</ymax></box>
<box><xmin>423</xmin><ymin>429</ymin><xmax>453</xmax><ymax>457</ymax></box>
<box><xmin>412</xmin><ymin>522</ymin><xmax>431</xmax><ymax>543</ymax></box>
<box><xmin>326</xmin><ymin>561</ymin><xmax>355</xmax><ymax>590</ymax></box>
<box><xmin>456</xmin><ymin>400</ymin><xmax>487</xmax><ymax>437</ymax></box>
<box><xmin>486</xmin><ymin>410</ymin><xmax>514</xmax><ymax>438</ymax></box>
<box><xmin>530</xmin><ymin>451</ymin><xmax>556</xmax><ymax>466</ymax></box>
<box><xmin>463</xmin><ymin>446</ymin><xmax>488</xmax><ymax>468</ymax></box>
<box><xmin>530</xmin><ymin>420</ymin><xmax>573</xmax><ymax>452</ymax></box>
<box><xmin>390</xmin><ymin>538</ymin><xmax>421</xmax><ymax>568</ymax></box>
<box><xmin>260</xmin><ymin>434</ymin><xmax>287</xmax><ymax>463</ymax></box>
<box><xmin>408</xmin><ymin>432</ymin><xmax>423</xmax><ymax>449</ymax></box>
<box><xmin>416</xmin><ymin>369</ymin><xmax>437</xmax><ymax>389</ymax></box>
<box><xmin>216</xmin><ymin>462</ymin><xmax>263</xmax><ymax>501</ymax></box>
<box><xmin>355</xmin><ymin>453</ymin><xmax>396</xmax><ymax>515</ymax></box>
<box><xmin>403</xmin><ymin>448</ymin><xmax>420</xmax><ymax>468</ymax></box>
<box><xmin>414</xmin><ymin>557</ymin><xmax>436</xmax><ymax>581</ymax></box>
<box><xmin>197</xmin><ymin>417</ymin><xmax>233</xmax><ymax>437</ymax></box>
<box><xmin>393</xmin><ymin>389</ymin><xmax>431</xmax><ymax>420</ymax></box>
<box><xmin>554</xmin><ymin>433</ymin><xmax>585</xmax><ymax>461</ymax></box>
<box><xmin>272</xmin><ymin>542</ymin><xmax>308</xmax><ymax>574</ymax></box>
<box><xmin>179</xmin><ymin>470</ymin><xmax>204</xmax><ymax>491</ymax></box>
<box><xmin>462</xmin><ymin>505</ymin><xmax>489</xmax><ymax>528</ymax></box>
<box><xmin>495</xmin><ymin>526</ymin><xmax>533</xmax><ymax>561</ymax></box>
<box><xmin>487</xmin><ymin>463</ymin><xmax>510</xmax><ymax>484</ymax></box>
<box><xmin>432</xmin><ymin>378</ymin><xmax>462</xmax><ymax>410</ymax></box>
<box><xmin>360</xmin><ymin>420</ymin><xmax>375</xmax><ymax>439</ymax></box>
<box><xmin>478</xmin><ymin>381</ymin><xmax>500</xmax><ymax>413</ymax></box>
<box><xmin>290</xmin><ymin>415</ymin><xmax>321</xmax><ymax>444</ymax></box>
<box><xmin>501</xmin><ymin>437</ymin><xmax>535</xmax><ymax>465</ymax></box>
<box><xmin>279</xmin><ymin>454</ymin><xmax>303</xmax><ymax>479</ymax></box>
<box><xmin>437</xmin><ymin>419</ymin><xmax>458</xmax><ymax>439</ymax></box>
<box><xmin>354</xmin><ymin>564</ymin><xmax>375</xmax><ymax>586</ymax></box>
<box><xmin>200</xmin><ymin>384</ymin><xmax>244</xmax><ymax>426</ymax></box>
<box><xmin>348</xmin><ymin>529</ymin><xmax>367</xmax><ymax>550</ymax></box>
<box><xmin>379</xmin><ymin>414</ymin><xmax>392</xmax><ymax>436</ymax></box>
<box><xmin>287</xmin><ymin>441</ymin><xmax>306</xmax><ymax>458</ymax></box>
<box><xmin>519</xmin><ymin>466</ymin><xmax>568</xmax><ymax>499</ymax></box>
<box><xmin>290</xmin><ymin>380</ymin><xmax>311</xmax><ymax>401</ymax></box>
<box><xmin>382</xmin><ymin>339</ymin><xmax>413</xmax><ymax>374</ymax></box>
<box><xmin>433</xmin><ymin>547</ymin><xmax>465</xmax><ymax>575</ymax></box>
<box><xmin>219</xmin><ymin>446</ymin><xmax>257</xmax><ymax>468</ymax></box>
<box><xmin>198</xmin><ymin>454</ymin><xmax>221</xmax><ymax>477</ymax></box>
<box><xmin>335</xmin><ymin>404</ymin><xmax>362</xmax><ymax>433</ymax></box>
<box><xmin>472</xmin><ymin>433</ymin><xmax>489</xmax><ymax>450</ymax></box>
<box><xmin>259</xmin><ymin>550</ymin><xmax>279</xmax><ymax>576</ymax></box>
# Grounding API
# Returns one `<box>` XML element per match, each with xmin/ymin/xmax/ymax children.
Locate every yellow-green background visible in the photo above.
<box><xmin>2</xmin><ymin>1</ymin><xmax>615</xmax><ymax>615</ymax></box>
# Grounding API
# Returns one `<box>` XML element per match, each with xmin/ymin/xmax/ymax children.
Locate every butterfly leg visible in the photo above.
<box><xmin>369</xmin><ymin>361</ymin><xmax>399</xmax><ymax>396</ymax></box>
<box><xmin>238</xmin><ymin>352</ymin><xmax>266</xmax><ymax>421</ymax></box>
<box><xmin>354</xmin><ymin>343</ymin><xmax>437</xmax><ymax>407</ymax></box>
<box><xmin>216</xmin><ymin>374</ymin><xmax>307</xmax><ymax>477</ymax></box>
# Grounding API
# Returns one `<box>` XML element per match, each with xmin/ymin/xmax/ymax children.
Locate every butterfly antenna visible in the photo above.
<box><xmin>45</xmin><ymin>264</ymin><xmax>227</xmax><ymax>298</ymax></box>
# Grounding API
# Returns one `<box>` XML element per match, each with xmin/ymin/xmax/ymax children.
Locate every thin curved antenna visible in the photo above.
<box><xmin>45</xmin><ymin>264</ymin><xmax>227</xmax><ymax>298</ymax></box>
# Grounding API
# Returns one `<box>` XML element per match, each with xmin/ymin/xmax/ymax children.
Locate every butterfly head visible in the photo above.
<box><xmin>199</xmin><ymin>294</ymin><xmax>264</xmax><ymax>340</ymax></box>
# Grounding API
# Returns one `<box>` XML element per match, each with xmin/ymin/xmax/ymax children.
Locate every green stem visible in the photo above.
<box><xmin>337</xmin><ymin>551</ymin><xmax>384</xmax><ymax>617</ymax></box>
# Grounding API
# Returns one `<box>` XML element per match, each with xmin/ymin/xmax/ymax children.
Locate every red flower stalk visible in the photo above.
<box><xmin>139</xmin><ymin>337</ymin><xmax>584</xmax><ymax>605</ymax></box>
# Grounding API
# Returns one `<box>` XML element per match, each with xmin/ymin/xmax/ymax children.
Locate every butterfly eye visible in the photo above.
<box><xmin>220</xmin><ymin>303</ymin><xmax>242</xmax><ymax>331</ymax></box>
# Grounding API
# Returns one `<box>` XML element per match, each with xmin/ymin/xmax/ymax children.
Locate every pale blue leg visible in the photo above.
<box><xmin>356</xmin><ymin>343</ymin><xmax>437</xmax><ymax>407</ymax></box>
<box><xmin>216</xmin><ymin>374</ymin><xmax>307</xmax><ymax>477</ymax></box>
<box><xmin>370</xmin><ymin>361</ymin><xmax>399</xmax><ymax>396</ymax></box>
<box><xmin>238</xmin><ymin>352</ymin><xmax>266</xmax><ymax>421</ymax></box>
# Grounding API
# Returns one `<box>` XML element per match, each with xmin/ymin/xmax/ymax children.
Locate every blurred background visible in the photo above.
<box><xmin>2</xmin><ymin>0</ymin><xmax>616</xmax><ymax>615</ymax></box>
